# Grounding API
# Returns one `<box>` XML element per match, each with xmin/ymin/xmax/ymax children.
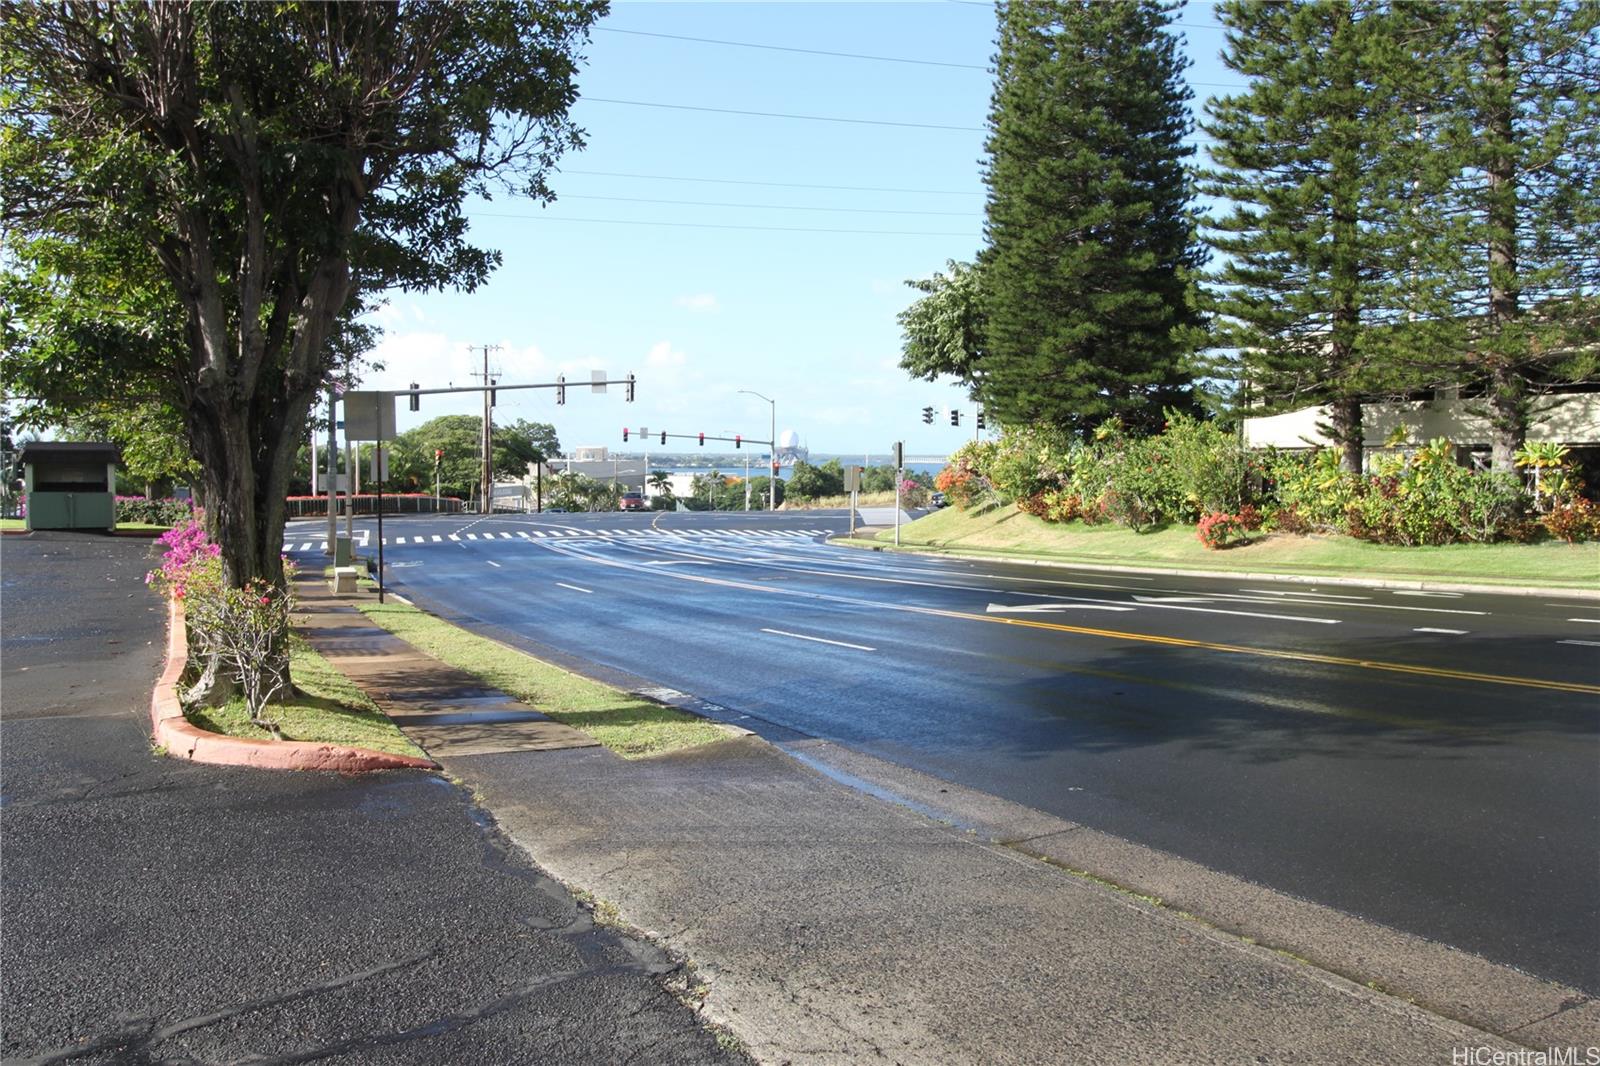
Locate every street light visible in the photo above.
<box><xmin>738</xmin><ymin>389</ymin><xmax>776</xmax><ymax>511</ymax></box>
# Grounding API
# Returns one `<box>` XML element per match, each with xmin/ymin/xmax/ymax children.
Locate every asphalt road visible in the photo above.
<box><xmin>0</xmin><ymin>531</ymin><xmax>745</xmax><ymax>1064</ymax></box>
<box><xmin>292</xmin><ymin>509</ymin><xmax>1600</xmax><ymax>995</ymax></box>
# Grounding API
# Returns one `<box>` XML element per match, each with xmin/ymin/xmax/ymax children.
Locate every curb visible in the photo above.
<box><xmin>827</xmin><ymin>535</ymin><xmax>1600</xmax><ymax>600</ymax></box>
<box><xmin>150</xmin><ymin>597</ymin><xmax>438</xmax><ymax>772</ymax></box>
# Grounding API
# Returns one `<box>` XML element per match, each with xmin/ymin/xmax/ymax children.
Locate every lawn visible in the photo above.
<box><xmin>859</xmin><ymin>502</ymin><xmax>1599</xmax><ymax>588</ymax></box>
<box><xmin>185</xmin><ymin>633</ymin><xmax>427</xmax><ymax>758</ymax></box>
<box><xmin>354</xmin><ymin>597</ymin><xmax>735</xmax><ymax>758</ymax></box>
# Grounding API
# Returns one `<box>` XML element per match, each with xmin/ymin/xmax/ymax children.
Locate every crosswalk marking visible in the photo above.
<box><xmin>282</xmin><ymin>526</ymin><xmax>831</xmax><ymax>551</ymax></box>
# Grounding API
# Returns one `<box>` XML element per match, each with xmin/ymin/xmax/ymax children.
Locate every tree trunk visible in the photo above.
<box><xmin>1329</xmin><ymin>396</ymin><xmax>1364</xmax><ymax>476</ymax></box>
<box><xmin>1483</xmin><ymin>5</ymin><xmax>1522</xmax><ymax>472</ymax></box>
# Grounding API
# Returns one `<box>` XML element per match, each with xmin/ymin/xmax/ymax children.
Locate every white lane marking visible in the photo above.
<box><xmin>1130</xmin><ymin>595</ymin><xmax>1339</xmax><ymax>624</ymax></box>
<box><xmin>432</xmin><ymin>535</ymin><xmax>443</xmax><ymax>542</ymax></box>
<box><xmin>1569</xmin><ymin>618</ymin><xmax>1600</xmax><ymax>624</ymax></box>
<box><xmin>298</xmin><ymin>542</ymin><xmax>312</xmax><ymax>551</ymax></box>
<box><xmin>1557</xmin><ymin>639</ymin><xmax>1600</xmax><ymax>647</ymax></box>
<box><xmin>517</xmin><ymin>531</ymin><xmax>532</xmax><ymax>539</ymax></box>
<box><xmin>486</xmin><ymin>560</ymin><xmax>501</xmax><ymax>568</ymax></box>
<box><xmin>533</xmin><ymin>531</ymin><xmax>549</xmax><ymax>537</ymax></box>
<box><xmin>987</xmin><ymin>603</ymin><xmax>1135</xmax><ymax>614</ymax></box>
<box><xmin>1413</xmin><ymin>627</ymin><xmax>1469</xmax><ymax>635</ymax></box>
<box><xmin>500</xmin><ymin>532</ymin><xmax>514</xmax><ymax>539</ymax></box>
<box><xmin>1241</xmin><ymin>588</ymin><xmax>1370</xmax><ymax>601</ymax></box>
<box><xmin>556</xmin><ymin>582</ymin><xmax>593</xmax><ymax>594</ymax></box>
<box><xmin>760</xmin><ymin>627</ymin><xmax>876</xmax><ymax>652</ymax></box>
<box><xmin>466</xmin><ymin>533</ymin><xmax>480</xmax><ymax>540</ymax></box>
<box><xmin>1393</xmin><ymin>590</ymin><xmax>1464</xmax><ymax>599</ymax></box>
<box><xmin>448</xmin><ymin>534</ymin><xmax>461</xmax><ymax>541</ymax></box>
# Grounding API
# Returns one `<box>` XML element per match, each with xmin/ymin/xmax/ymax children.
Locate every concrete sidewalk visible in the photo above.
<box><xmin>299</xmin><ymin>585</ymin><xmax>1595</xmax><ymax>1063</ymax></box>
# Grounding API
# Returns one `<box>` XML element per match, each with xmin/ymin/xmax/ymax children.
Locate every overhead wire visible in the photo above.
<box><xmin>473</xmin><ymin>213</ymin><xmax>980</xmax><ymax>237</ymax></box>
<box><xmin>559</xmin><ymin>194</ymin><xmax>978</xmax><ymax>216</ymax></box>
<box><xmin>582</xmin><ymin>97</ymin><xmax>984</xmax><ymax>132</ymax></box>
<box><xmin>557</xmin><ymin>169</ymin><xmax>979</xmax><ymax>196</ymax></box>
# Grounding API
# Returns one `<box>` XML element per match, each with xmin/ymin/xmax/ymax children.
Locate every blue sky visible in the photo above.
<box><xmin>360</xmin><ymin>1</ymin><xmax>1242</xmax><ymax>460</ymax></box>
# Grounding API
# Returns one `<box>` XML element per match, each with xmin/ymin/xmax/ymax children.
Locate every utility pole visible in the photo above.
<box><xmin>471</xmin><ymin>344</ymin><xmax>502</xmax><ymax>513</ymax></box>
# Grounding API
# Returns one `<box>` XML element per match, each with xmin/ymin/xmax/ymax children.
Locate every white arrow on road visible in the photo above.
<box><xmin>987</xmin><ymin>602</ymin><xmax>1136</xmax><ymax>614</ymax></box>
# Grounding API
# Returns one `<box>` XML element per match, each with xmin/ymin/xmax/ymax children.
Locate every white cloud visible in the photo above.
<box><xmin>673</xmin><ymin>293</ymin><xmax>719</xmax><ymax>313</ymax></box>
<box><xmin>646</xmin><ymin>340</ymin><xmax>687</xmax><ymax>368</ymax></box>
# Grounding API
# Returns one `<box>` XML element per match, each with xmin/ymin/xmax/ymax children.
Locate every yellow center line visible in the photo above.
<box><xmin>942</xmin><ymin>608</ymin><xmax>1600</xmax><ymax>696</ymax></box>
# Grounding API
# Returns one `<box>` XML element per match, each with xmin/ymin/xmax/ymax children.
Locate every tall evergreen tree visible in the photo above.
<box><xmin>1201</xmin><ymin>0</ymin><xmax>1433</xmax><ymax>473</ymax></box>
<box><xmin>1420</xmin><ymin>1</ymin><xmax>1600</xmax><ymax>471</ymax></box>
<box><xmin>979</xmin><ymin>0</ymin><xmax>1204</xmax><ymax>437</ymax></box>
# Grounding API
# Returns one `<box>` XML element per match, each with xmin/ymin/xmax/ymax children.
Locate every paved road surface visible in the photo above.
<box><xmin>1</xmin><ymin>530</ymin><xmax>744</xmax><ymax>1064</ymax></box>
<box><xmin>290</xmin><ymin>510</ymin><xmax>1600</xmax><ymax>994</ymax></box>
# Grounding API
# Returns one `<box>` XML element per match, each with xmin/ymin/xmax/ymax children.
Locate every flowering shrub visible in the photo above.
<box><xmin>116</xmin><ymin>496</ymin><xmax>194</xmax><ymax>526</ymax></box>
<box><xmin>1543</xmin><ymin>497</ymin><xmax>1600</xmax><ymax>544</ymax></box>
<box><xmin>145</xmin><ymin>518</ymin><xmax>221</xmax><ymax>600</ymax></box>
<box><xmin>147</xmin><ymin>517</ymin><xmax>296</xmax><ymax>727</ymax></box>
<box><xmin>942</xmin><ymin>424</ymin><xmax>1585</xmax><ymax>545</ymax></box>
<box><xmin>183</xmin><ymin>573</ymin><xmax>294</xmax><ymax>726</ymax></box>
<box><xmin>899</xmin><ymin>479</ymin><xmax>928</xmax><ymax>508</ymax></box>
<box><xmin>1196</xmin><ymin>511</ymin><xmax>1248</xmax><ymax>550</ymax></box>
<box><xmin>934</xmin><ymin>465</ymin><xmax>982</xmax><ymax>509</ymax></box>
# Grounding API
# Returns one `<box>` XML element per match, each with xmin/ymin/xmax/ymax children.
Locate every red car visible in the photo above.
<box><xmin>619</xmin><ymin>491</ymin><xmax>645</xmax><ymax>512</ymax></box>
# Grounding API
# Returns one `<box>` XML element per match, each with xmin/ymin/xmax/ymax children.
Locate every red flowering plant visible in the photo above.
<box><xmin>1196</xmin><ymin>511</ymin><xmax>1248</xmax><ymax>550</ymax></box>
<box><xmin>147</xmin><ymin>516</ymin><xmax>297</xmax><ymax>729</ymax></box>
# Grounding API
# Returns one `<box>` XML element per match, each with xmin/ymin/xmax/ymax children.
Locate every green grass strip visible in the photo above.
<box><xmin>354</xmin><ymin>598</ymin><xmax>733</xmax><ymax>759</ymax></box>
<box><xmin>185</xmin><ymin>633</ymin><xmax>428</xmax><ymax>758</ymax></box>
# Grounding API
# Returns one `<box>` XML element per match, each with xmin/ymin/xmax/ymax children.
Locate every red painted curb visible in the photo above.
<box><xmin>150</xmin><ymin>597</ymin><xmax>438</xmax><ymax>773</ymax></box>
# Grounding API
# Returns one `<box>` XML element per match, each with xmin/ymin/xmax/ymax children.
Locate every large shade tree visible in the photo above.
<box><xmin>2</xmin><ymin>1</ymin><xmax>604</xmax><ymax>591</ymax></box>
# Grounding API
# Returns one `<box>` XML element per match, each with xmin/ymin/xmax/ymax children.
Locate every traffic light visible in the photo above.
<box><xmin>622</xmin><ymin>428</ymin><xmax>630</xmax><ymax>442</ymax></box>
<box><xmin>490</xmin><ymin>378</ymin><xmax>497</xmax><ymax>407</ymax></box>
<box><xmin>625</xmin><ymin>372</ymin><xmax>636</xmax><ymax>403</ymax></box>
<box><xmin>950</xmin><ymin>409</ymin><xmax>960</xmax><ymax>427</ymax></box>
<box><xmin>660</xmin><ymin>431</ymin><xmax>666</xmax><ymax>445</ymax></box>
<box><xmin>698</xmin><ymin>432</ymin><xmax>705</xmax><ymax>447</ymax></box>
<box><xmin>892</xmin><ymin>441</ymin><xmax>904</xmax><ymax>469</ymax></box>
<box><xmin>556</xmin><ymin>374</ymin><xmax>566</xmax><ymax>405</ymax></box>
<box><xmin>921</xmin><ymin>406</ymin><xmax>934</xmax><ymax>424</ymax></box>
<box><xmin>976</xmin><ymin>409</ymin><xmax>986</xmax><ymax>431</ymax></box>
<box><xmin>735</xmin><ymin>434</ymin><xmax>742</xmax><ymax>449</ymax></box>
<box><xmin>434</xmin><ymin>449</ymin><xmax>443</xmax><ymax>472</ymax></box>
<box><xmin>409</xmin><ymin>382</ymin><xmax>420</xmax><ymax>412</ymax></box>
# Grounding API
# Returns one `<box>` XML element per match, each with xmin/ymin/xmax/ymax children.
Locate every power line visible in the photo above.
<box><xmin>560</xmin><ymin>194</ymin><xmax>977</xmax><ymax>217</ymax></box>
<box><xmin>474</xmin><ymin>212</ymin><xmax>980</xmax><ymax>237</ymax></box>
<box><xmin>596</xmin><ymin>26</ymin><xmax>989</xmax><ymax>70</ymax></box>
<box><xmin>559</xmin><ymin>169</ymin><xmax>980</xmax><ymax>196</ymax></box>
<box><xmin>582</xmin><ymin>97</ymin><xmax>984</xmax><ymax>132</ymax></box>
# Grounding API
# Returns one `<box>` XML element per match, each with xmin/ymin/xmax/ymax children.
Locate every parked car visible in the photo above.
<box><xmin>619</xmin><ymin>491</ymin><xmax>645</xmax><ymax>512</ymax></box>
<box><xmin>929</xmin><ymin>491</ymin><xmax>947</xmax><ymax>509</ymax></box>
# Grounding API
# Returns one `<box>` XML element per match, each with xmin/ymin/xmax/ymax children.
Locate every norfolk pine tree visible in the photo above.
<box><xmin>1421</xmin><ymin>2</ymin><xmax>1600</xmax><ymax>471</ymax></box>
<box><xmin>1201</xmin><ymin>0</ymin><xmax>1436</xmax><ymax>474</ymax></box>
<box><xmin>979</xmin><ymin>0</ymin><xmax>1204</xmax><ymax>438</ymax></box>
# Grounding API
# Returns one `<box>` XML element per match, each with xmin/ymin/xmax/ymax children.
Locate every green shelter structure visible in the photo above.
<box><xmin>20</xmin><ymin>442</ymin><xmax>120</xmax><ymax>531</ymax></box>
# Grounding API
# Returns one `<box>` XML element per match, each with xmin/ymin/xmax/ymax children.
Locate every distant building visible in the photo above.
<box><xmin>1242</xmin><ymin>387</ymin><xmax>1600</xmax><ymax>470</ymax></box>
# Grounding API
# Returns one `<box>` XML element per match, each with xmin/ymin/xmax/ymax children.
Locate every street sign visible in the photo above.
<box><xmin>343</xmin><ymin>391</ymin><xmax>397</xmax><ymax>441</ymax></box>
<box><xmin>844</xmin><ymin>465</ymin><xmax>862</xmax><ymax>492</ymax></box>
<box><xmin>591</xmin><ymin>370</ymin><xmax>607</xmax><ymax>393</ymax></box>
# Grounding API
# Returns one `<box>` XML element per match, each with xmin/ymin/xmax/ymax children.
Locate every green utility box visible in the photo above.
<box><xmin>20</xmin><ymin>442</ymin><xmax>120</xmax><ymax>532</ymax></box>
<box><xmin>335</xmin><ymin>535</ymin><xmax>354</xmax><ymax>566</ymax></box>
